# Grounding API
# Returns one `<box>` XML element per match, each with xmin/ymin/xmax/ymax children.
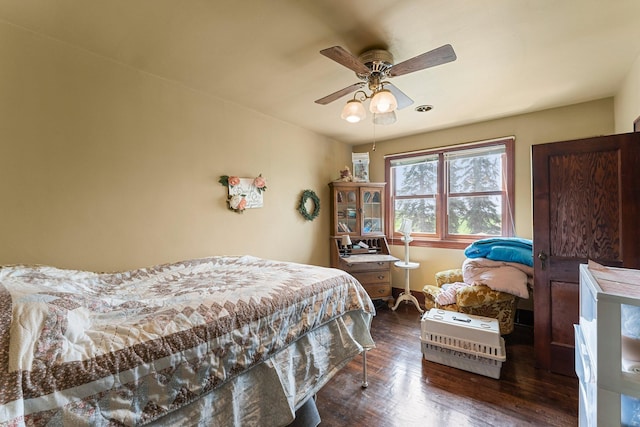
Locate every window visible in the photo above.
<box><xmin>384</xmin><ymin>137</ymin><xmax>515</xmax><ymax>248</ymax></box>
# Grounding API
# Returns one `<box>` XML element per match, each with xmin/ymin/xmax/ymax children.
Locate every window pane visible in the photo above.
<box><xmin>393</xmin><ymin>158</ymin><xmax>438</xmax><ymax>196</ymax></box>
<box><xmin>385</xmin><ymin>137</ymin><xmax>514</xmax><ymax>245</ymax></box>
<box><xmin>447</xmin><ymin>152</ymin><xmax>502</xmax><ymax>193</ymax></box>
<box><xmin>395</xmin><ymin>198</ymin><xmax>436</xmax><ymax>234</ymax></box>
<box><xmin>448</xmin><ymin>195</ymin><xmax>502</xmax><ymax>235</ymax></box>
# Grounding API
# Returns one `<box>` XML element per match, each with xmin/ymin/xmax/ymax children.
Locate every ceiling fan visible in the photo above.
<box><xmin>315</xmin><ymin>44</ymin><xmax>457</xmax><ymax>124</ymax></box>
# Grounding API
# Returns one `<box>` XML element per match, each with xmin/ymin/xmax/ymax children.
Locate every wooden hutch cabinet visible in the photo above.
<box><xmin>329</xmin><ymin>182</ymin><xmax>397</xmax><ymax>302</ymax></box>
<box><xmin>329</xmin><ymin>181</ymin><xmax>386</xmax><ymax>236</ymax></box>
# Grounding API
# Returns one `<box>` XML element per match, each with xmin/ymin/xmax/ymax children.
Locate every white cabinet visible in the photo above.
<box><xmin>576</xmin><ymin>263</ymin><xmax>640</xmax><ymax>426</ymax></box>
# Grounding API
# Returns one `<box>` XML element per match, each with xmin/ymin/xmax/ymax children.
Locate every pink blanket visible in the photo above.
<box><xmin>462</xmin><ymin>257</ymin><xmax>533</xmax><ymax>298</ymax></box>
<box><xmin>435</xmin><ymin>282</ymin><xmax>470</xmax><ymax>305</ymax></box>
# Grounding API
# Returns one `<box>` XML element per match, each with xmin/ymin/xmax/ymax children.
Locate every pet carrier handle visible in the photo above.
<box><xmin>452</xmin><ymin>316</ymin><xmax>471</xmax><ymax>323</ymax></box>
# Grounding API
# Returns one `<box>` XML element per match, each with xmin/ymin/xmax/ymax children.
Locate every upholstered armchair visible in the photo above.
<box><xmin>422</xmin><ymin>269</ymin><xmax>518</xmax><ymax>335</ymax></box>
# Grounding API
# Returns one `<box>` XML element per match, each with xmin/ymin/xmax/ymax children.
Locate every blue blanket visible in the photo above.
<box><xmin>464</xmin><ymin>237</ymin><xmax>533</xmax><ymax>267</ymax></box>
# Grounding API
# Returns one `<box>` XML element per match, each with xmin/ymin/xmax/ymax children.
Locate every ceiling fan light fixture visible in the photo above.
<box><xmin>369</xmin><ymin>89</ymin><xmax>398</xmax><ymax>114</ymax></box>
<box><xmin>373</xmin><ymin>111</ymin><xmax>397</xmax><ymax>125</ymax></box>
<box><xmin>341</xmin><ymin>99</ymin><xmax>367</xmax><ymax>123</ymax></box>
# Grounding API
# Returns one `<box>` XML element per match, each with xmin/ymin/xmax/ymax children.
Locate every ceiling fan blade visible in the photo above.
<box><xmin>315</xmin><ymin>82</ymin><xmax>365</xmax><ymax>105</ymax></box>
<box><xmin>389</xmin><ymin>44</ymin><xmax>457</xmax><ymax>77</ymax></box>
<box><xmin>320</xmin><ymin>46</ymin><xmax>371</xmax><ymax>75</ymax></box>
<box><xmin>385</xmin><ymin>83</ymin><xmax>413</xmax><ymax>109</ymax></box>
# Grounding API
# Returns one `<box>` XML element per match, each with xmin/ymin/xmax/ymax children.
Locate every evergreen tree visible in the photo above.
<box><xmin>452</xmin><ymin>155</ymin><xmax>501</xmax><ymax>234</ymax></box>
<box><xmin>447</xmin><ymin>157</ymin><xmax>469</xmax><ymax>233</ymax></box>
<box><xmin>395</xmin><ymin>161</ymin><xmax>436</xmax><ymax>233</ymax></box>
<box><xmin>394</xmin><ymin>151</ymin><xmax>502</xmax><ymax>236</ymax></box>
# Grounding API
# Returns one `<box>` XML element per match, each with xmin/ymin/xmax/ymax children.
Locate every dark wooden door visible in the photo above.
<box><xmin>532</xmin><ymin>132</ymin><xmax>640</xmax><ymax>376</ymax></box>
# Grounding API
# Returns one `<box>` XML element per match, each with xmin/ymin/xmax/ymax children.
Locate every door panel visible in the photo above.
<box><xmin>550</xmin><ymin>281</ymin><xmax>579</xmax><ymax>346</ymax></box>
<box><xmin>549</xmin><ymin>150</ymin><xmax>620</xmax><ymax>262</ymax></box>
<box><xmin>533</xmin><ymin>132</ymin><xmax>640</xmax><ymax>376</ymax></box>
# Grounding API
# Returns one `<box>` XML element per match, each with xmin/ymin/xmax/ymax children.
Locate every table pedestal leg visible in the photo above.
<box><xmin>391</xmin><ymin>267</ymin><xmax>424</xmax><ymax>313</ymax></box>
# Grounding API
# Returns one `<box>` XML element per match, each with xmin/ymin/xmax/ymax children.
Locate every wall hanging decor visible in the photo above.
<box><xmin>352</xmin><ymin>152</ymin><xmax>370</xmax><ymax>182</ymax></box>
<box><xmin>219</xmin><ymin>174</ymin><xmax>267</xmax><ymax>213</ymax></box>
<box><xmin>298</xmin><ymin>189</ymin><xmax>320</xmax><ymax>221</ymax></box>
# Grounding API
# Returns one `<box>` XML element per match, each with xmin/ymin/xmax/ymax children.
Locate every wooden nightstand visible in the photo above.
<box><xmin>330</xmin><ymin>236</ymin><xmax>397</xmax><ymax>302</ymax></box>
<box><xmin>339</xmin><ymin>253</ymin><xmax>398</xmax><ymax>301</ymax></box>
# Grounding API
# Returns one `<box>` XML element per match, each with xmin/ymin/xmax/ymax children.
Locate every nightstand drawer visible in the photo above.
<box><xmin>363</xmin><ymin>283</ymin><xmax>392</xmax><ymax>298</ymax></box>
<box><xmin>341</xmin><ymin>260</ymin><xmax>391</xmax><ymax>273</ymax></box>
<box><xmin>352</xmin><ymin>270</ymin><xmax>390</xmax><ymax>285</ymax></box>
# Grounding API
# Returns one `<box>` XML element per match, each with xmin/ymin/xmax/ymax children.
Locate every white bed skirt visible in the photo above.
<box><xmin>147</xmin><ymin>310</ymin><xmax>374</xmax><ymax>427</ymax></box>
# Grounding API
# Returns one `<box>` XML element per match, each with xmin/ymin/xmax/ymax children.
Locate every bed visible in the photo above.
<box><xmin>0</xmin><ymin>255</ymin><xmax>375</xmax><ymax>426</ymax></box>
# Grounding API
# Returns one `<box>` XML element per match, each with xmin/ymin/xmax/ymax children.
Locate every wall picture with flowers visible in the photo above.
<box><xmin>219</xmin><ymin>175</ymin><xmax>267</xmax><ymax>213</ymax></box>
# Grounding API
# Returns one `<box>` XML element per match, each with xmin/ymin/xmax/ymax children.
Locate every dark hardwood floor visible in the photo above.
<box><xmin>315</xmin><ymin>302</ymin><xmax>578</xmax><ymax>426</ymax></box>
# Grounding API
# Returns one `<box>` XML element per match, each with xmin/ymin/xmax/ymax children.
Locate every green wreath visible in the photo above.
<box><xmin>298</xmin><ymin>189</ymin><xmax>320</xmax><ymax>221</ymax></box>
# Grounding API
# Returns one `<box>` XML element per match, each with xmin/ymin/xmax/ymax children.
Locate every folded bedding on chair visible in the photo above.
<box><xmin>462</xmin><ymin>257</ymin><xmax>533</xmax><ymax>298</ymax></box>
<box><xmin>464</xmin><ymin>237</ymin><xmax>533</xmax><ymax>267</ymax></box>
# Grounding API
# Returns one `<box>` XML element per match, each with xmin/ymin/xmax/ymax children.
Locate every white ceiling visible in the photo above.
<box><xmin>2</xmin><ymin>0</ymin><xmax>640</xmax><ymax>144</ymax></box>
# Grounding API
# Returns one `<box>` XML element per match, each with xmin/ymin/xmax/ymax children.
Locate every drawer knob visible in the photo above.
<box><xmin>378</xmin><ymin>275</ymin><xmax>385</xmax><ymax>280</ymax></box>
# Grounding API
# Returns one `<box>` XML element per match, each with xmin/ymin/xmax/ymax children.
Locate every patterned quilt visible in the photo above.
<box><xmin>0</xmin><ymin>256</ymin><xmax>375</xmax><ymax>426</ymax></box>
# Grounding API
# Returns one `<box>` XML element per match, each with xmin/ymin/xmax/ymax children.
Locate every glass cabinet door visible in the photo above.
<box><xmin>361</xmin><ymin>188</ymin><xmax>383</xmax><ymax>234</ymax></box>
<box><xmin>336</xmin><ymin>190</ymin><xmax>358</xmax><ymax>233</ymax></box>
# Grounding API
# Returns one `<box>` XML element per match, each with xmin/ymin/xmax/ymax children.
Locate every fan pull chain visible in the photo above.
<box><xmin>372</xmin><ymin>122</ymin><xmax>377</xmax><ymax>151</ymax></box>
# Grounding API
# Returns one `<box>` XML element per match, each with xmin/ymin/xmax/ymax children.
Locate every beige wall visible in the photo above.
<box><xmin>1</xmin><ymin>16</ymin><xmax>635</xmax><ymax>283</ymax></box>
<box><xmin>355</xmin><ymin>98</ymin><xmax>615</xmax><ymax>292</ymax></box>
<box><xmin>0</xmin><ymin>20</ymin><xmax>351</xmax><ymax>271</ymax></box>
<box><xmin>615</xmin><ymin>52</ymin><xmax>640</xmax><ymax>133</ymax></box>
